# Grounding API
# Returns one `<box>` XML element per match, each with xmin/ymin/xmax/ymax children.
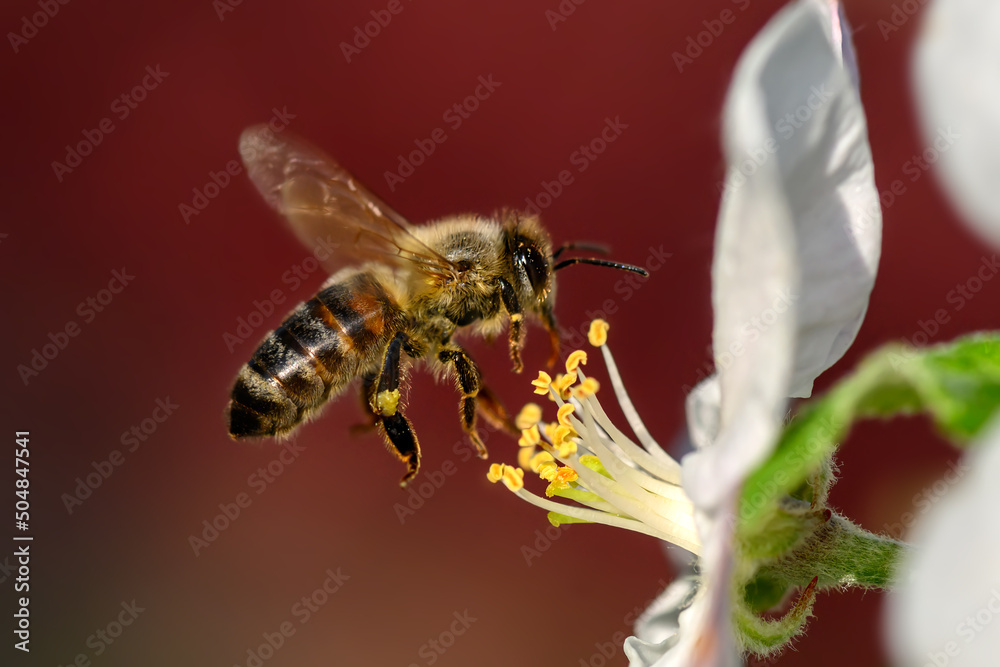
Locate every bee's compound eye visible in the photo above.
<box><xmin>514</xmin><ymin>244</ymin><xmax>550</xmax><ymax>295</ymax></box>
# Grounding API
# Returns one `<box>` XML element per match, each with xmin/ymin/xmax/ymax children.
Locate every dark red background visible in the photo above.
<box><xmin>2</xmin><ymin>0</ymin><xmax>993</xmax><ymax>665</ymax></box>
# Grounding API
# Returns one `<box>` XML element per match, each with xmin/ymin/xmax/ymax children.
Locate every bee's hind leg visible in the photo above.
<box><xmin>475</xmin><ymin>385</ymin><xmax>520</xmax><ymax>438</ymax></box>
<box><xmin>372</xmin><ymin>332</ymin><xmax>421</xmax><ymax>487</ymax></box>
<box><xmin>349</xmin><ymin>373</ymin><xmax>379</xmax><ymax>435</ymax></box>
<box><xmin>438</xmin><ymin>345</ymin><xmax>489</xmax><ymax>459</ymax></box>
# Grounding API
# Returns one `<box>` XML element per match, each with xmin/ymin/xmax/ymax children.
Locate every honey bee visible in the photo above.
<box><xmin>226</xmin><ymin>125</ymin><xmax>647</xmax><ymax>485</ymax></box>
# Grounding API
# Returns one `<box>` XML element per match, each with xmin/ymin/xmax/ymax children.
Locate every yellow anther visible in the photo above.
<box><xmin>556</xmin><ymin>439</ymin><xmax>578</xmax><ymax>459</ymax></box>
<box><xmin>487</xmin><ymin>463</ymin><xmax>524</xmax><ymax>491</ymax></box>
<box><xmin>529</xmin><ymin>451</ymin><xmax>555</xmax><ymax>472</ymax></box>
<box><xmin>552</xmin><ymin>372</ymin><xmax>578</xmax><ymax>399</ymax></box>
<box><xmin>552</xmin><ymin>424</ymin><xmax>577</xmax><ymax>446</ymax></box>
<box><xmin>572</xmin><ymin>377</ymin><xmax>601</xmax><ymax>399</ymax></box>
<box><xmin>515</xmin><ymin>403</ymin><xmax>543</xmax><ymax>430</ymax></box>
<box><xmin>565</xmin><ymin>350</ymin><xmax>588</xmax><ymax>373</ymax></box>
<box><xmin>531</xmin><ymin>371</ymin><xmax>553</xmax><ymax>395</ymax></box>
<box><xmin>544</xmin><ymin>465</ymin><xmax>580</xmax><ymax>497</ymax></box>
<box><xmin>588</xmin><ymin>319</ymin><xmax>610</xmax><ymax>347</ymax></box>
<box><xmin>518</xmin><ymin>424</ymin><xmax>541</xmax><ymax>448</ymax></box>
<box><xmin>517</xmin><ymin>446</ymin><xmax>535</xmax><ymax>470</ymax></box>
<box><xmin>376</xmin><ymin>389</ymin><xmax>401</xmax><ymax>416</ymax></box>
<box><xmin>487</xmin><ymin>463</ymin><xmax>506</xmax><ymax>483</ymax></box>
<box><xmin>557</xmin><ymin>403</ymin><xmax>575</xmax><ymax>427</ymax></box>
<box><xmin>502</xmin><ymin>466</ymin><xmax>525</xmax><ymax>492</ymax></box>
<box><xmin>555</xmin><ymin>466</ymin><xmax>578</xmax><ymax>484</ymax></box>
<box><xmin>551</xmin><ymin>424</ymin><xmax>578</xmax><ymax>458</ymax></box>
<box><xmin>543</xmin><ymin>422</ymin><xmax>560</xmax><ymax>443</ymax></box>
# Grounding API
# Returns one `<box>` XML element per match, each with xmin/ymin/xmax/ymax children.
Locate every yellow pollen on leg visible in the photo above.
<box><xmin>531</xmin><ymin>371</ymin><xmax>553</xmax><ymax>395</ymax></box>
<box><xmin>376</xmin><ymin>389</ymin><xmax>401</xmax><ymax>416</ymax></box>
<box><xmin>565</xmin><ymin>350</ymin><xmax>588</xmax><ymax>373</ymax></box>
<box><xmin>588</xmin><ymin>319</ymin><xmax>610</xmax><ymax>347</ymax></box>
<box><xmin>515</xmin><ymin>403</ymin><xmax>543</xmax><ymax>430</ymax></box>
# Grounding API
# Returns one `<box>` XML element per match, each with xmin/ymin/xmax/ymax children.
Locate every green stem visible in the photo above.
<box><xmin>753</xmin><ymin>512</ymin><xmax>908</xmax><ymax>594</ymax></box>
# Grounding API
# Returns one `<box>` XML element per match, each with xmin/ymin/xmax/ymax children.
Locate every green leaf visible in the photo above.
<box><xmin>739</xmin><ymin>334</ymin><xmax>1000</xmax><ymax>538</ymax></box>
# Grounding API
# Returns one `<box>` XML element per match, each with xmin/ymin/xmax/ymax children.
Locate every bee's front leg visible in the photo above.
<box><xmin>540</xmin><ymin>303</ymin><xmax>560</xmax><ymax>370</ymax></box>
<box><xmin>438</xmin><ymin>345</ymin><xmax>489</xmax><ymax>459</ymax></box>
<box><xmin>372</xmin><ymin>332</ymin><xmax>421</xmax><ymax>487</ymax></box>
<box><xmin>496</xmin><ymin>278</ymin><xmax>524</xmax><ymax>373</ymax></box>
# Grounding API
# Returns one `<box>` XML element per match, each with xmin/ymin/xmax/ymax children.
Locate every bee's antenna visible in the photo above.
<box><xmin>553</xmin><ymin>257</ymin><xmax>649</xmax><ymax>276</ymax></box>
<box><xmin>553</xmin><ymin>241</ymin><xmax>611</xmax><ymax>259</ymax></box>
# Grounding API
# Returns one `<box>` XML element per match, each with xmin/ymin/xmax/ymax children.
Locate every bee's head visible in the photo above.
<box><xmin>502</xmin><ymin>211</ymin><xmax>554</xmax><ymax>307</ymax></box>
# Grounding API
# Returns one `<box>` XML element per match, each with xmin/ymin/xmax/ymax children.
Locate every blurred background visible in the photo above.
<box><xmin>2</xmin><ymin>0</ymin><xmax>993</xmax><ymax>665</ymax></box>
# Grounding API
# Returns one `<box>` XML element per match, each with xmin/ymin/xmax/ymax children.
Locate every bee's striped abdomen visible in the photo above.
<box><xmin>227</xmin><ymin>269</ymin><xmax>407</xmax><ymax>439</ymax></box>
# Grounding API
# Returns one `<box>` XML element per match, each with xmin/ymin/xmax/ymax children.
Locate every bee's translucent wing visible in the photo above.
<box><xmin>239</xmin><ymin>125</ymin><xmax>458</xmax><ymax>278</ymax></box>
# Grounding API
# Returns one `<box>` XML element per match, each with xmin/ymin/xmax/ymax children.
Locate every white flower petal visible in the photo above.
<box><xmin>624</xmin><ymin>577</ymin><xmax>696</xmax><ymax>665</ymax></box>
<box><xmin>806</xmin><ymin>0</ymin><xmax>860</xmax><ymax>87</ymax></box>
<box><xmin>886</xmin><ymin>421</ymin><xmax>1000</xmax><ymax>666</ymax></box>
<box><xmin>626</xmin><ymin>508</ymin><xmax>741</xmax><ymax>667</ymax></box>
<box><xmin>913</xmin><ymin>0</ymin><xmax>1000</xmax><ymax>247</ymax></box>
<box><xmin>685</xmin><ymin>376</ymin><xmax>721</xmax><ymax>451</ymax></box>
<box><xmin>688</xmin><ymin>0</ymin><xmax>879</xmax><ymax>509</ymax></box>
